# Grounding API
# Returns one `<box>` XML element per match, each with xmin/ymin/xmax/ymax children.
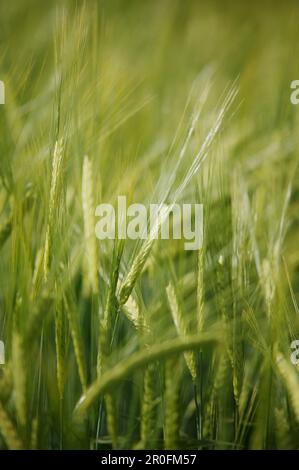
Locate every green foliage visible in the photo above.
<box><xmin>0</xmin><ymin>0</ymin><xmax>299</xmax><ymax>450</ymax></box>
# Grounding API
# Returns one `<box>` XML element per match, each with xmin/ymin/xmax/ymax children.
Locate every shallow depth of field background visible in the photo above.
<box><xmin>0</xmin><ymin>0</ymin><xmax>299</xmax><ymax>450</ymax></box>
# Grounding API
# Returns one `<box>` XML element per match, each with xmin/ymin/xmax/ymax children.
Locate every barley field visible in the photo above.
<box><xmin>0</xmin><ymin>0</ymin><xmax>299</xmax><ymax>450</ymax></box>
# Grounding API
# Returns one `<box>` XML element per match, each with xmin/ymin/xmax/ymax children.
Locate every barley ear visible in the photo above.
<box><xmin>44</xmin><ymin>139</ymin><xmax>64</xmax><ymax>280</ymax></box>
<box><xmin>82</xmin><ymin>156</ymin><xmax>99</xmax><ymax>294</ymax></box>
<box><xmin>123</xmin><ymin>295</ymin><xmax>149</xmax><ymax>335</ymax></box>
<box><xmin>119</xmin><ymin>237</ymin><xmax>155</xmax><ymax>305</ymax></box>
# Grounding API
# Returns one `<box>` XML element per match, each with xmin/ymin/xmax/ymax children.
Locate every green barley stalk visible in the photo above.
<box><xmin>214</xmin><ymin>352</ymin><xmax>230</xmax><ymax>395</ymax></box>
<box><xmin>105</xmin><ymin>393</ymin><xmax>118</xmax><ymax>449</ymax></box>
<box><xmin>55</xmin><ymin>298</ymin><xmax>65</xmax><ymax>401</ymax></box>
<box><xmin>11</xmin><ymin>331</ymin><xmax>27</xmax><ymax>431</ymax></box>
<box><xmin>0</xmin><ymin>213</ymin><xmax>12</xmax><ymax>250</ymax></box>
<box><xmin>166</xmin><ymin>282</ymin><xmax>197</xmax><ymax>380</ymax></box>
<box><xmin>196</xmin><ymin>245</ymin><xmax>205</xmax><ymax>441</ymax></box>
<box><xmin>276</xmin><ymin>351</ymin><xmax>299</xmax><ymax>422</ymax></box>
<box><xmin>74</xmin><ymin>330</ymin><xmax>220</xmax><ymax>416</ymax></box>
<box><xmin>31</xmin><ymin>248</ymin><xmax>44</xmax><ymax>298</ymax></box>
<box><xmin>133</xmin><ymin>302</ymin><xmax>156</xmax><ymax>450</ymax></box>
<box><xmin>64</xmin><ymin>294</ymin><xmax>87</xmax><ymax>392</ymax></box>
<box><xmin>98</xmin><ymin>242</ymin><xmax>123</xmax><ymax>373</ymax></box>
<box><xmin>115</xmin><ymin>273</ymin><xmax>155</xmax><ymax>448</ymax></box>
<box><xmin>55</xmin><ymin>298</ymin><xmax>65</xmax><ymax>451</ymax></box>
<box><xmin>140</xmin><ymin>362</ymin><xmax>156</xmax><ymax>448</ymax></box>
<box><xmin>274</xmin><ymin>408</ymin><xmax>293</xmax><ymax>450</ymax></box>
<box><xmin>216</xmin><ymin>253</ymin><xmax>234</xmax><ymax>366</ymax></box>
<box><xmin>214</xmin><ymin>351</ymin><xmax>233</xmax><ymax>446</ymax></box>
<box><xmin>0</xmin><ymin>182</ymin><xmax>35</xmax><ymax>252</ymax></box>
<box><xmin>164</xmin><ymin>357</ymin><xmax>180</xmax><ymax>449</ymax></box>
<box><xmin>0</xmin><ymin>401</ymin><xmax>23</xmax><ymax>450</ymax></box>
<box><xmin>30</xmin><ymin>417</ymin><xmax>38</xmax><ymax>450</ymax></box>
<box><xmin>203</xmin><ymin>396</ymin><xmax>216</xmax><ymax>443</ymax></box>
<box><xmin>82</xmin><ymin>156</ymin><xmax>99</xmax><ymax>294</ymax></box>
<box><xmin>44</xmin><ymin>139</ymin><xmax>64</xmax><ymax>280</ymax></box>
<box><xmin>216</xmin><ymin>249</ymin><xmax>240</xmax><ymax>423</ymax></box>
<box><xmin>197</xmin><ymin>247</ymin><xmax>205</xmax><ymax>333</ymax></box>
<box><xmin>203</xmin><ymin>352</ymin><xmax>229</xmax><ymax>442</ymax></box>
<box><xmin>25</xmin><ymin>289</ymin><xmax>53</xmax><ymax>345</ymax></box>
<box><xmin>98</xmin><ymin>243</ymin><xmax>123</xmax><ymax>448</ymax></box>
<box><xmin>0</xmin><ymin>364</ymin><xmax>13</xmax><ymax>403</ymax></box>
<box><xmin>122</xmin><ymin>296</ymin><xmax>155</xmax><ymax>448</ymax></box>
<box><xmin>231</xmin><ymin>175</ymin><xmax>246</xmax><ymax>409</ymax></box>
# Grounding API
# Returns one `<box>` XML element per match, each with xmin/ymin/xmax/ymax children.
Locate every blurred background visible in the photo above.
<box><xmin>0</xmin><ymin>0</ymin><xmax>299</xmax><ymax>450</ymax></box>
